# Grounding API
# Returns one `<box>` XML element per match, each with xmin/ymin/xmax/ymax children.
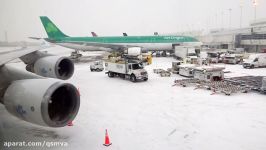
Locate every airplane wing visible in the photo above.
<box><xmin>29</xmin><ymin>37</ymin><xmax>43</xmax><ymax>40</ymax></box>
<box><xmin>0</xmin><ymin>46</ymin><xmax>50</xmax><ymax>66</ymax></box>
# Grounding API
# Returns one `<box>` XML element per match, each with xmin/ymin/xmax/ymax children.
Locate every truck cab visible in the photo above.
<box><xmin>127</xmin><ymin>62</ymin><xmax>148</xmax><ymax>82</ymax></box>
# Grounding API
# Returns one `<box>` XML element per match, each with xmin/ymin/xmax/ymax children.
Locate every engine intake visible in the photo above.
<box><xmin>3</xmin><ymin>79</ymin><xmax>80</xmax><ymax>127</ymax></box>
<box><xmin>29</xmin><ymin>56</ymin><xmax>74</xmax><ymax>80</ymax></box>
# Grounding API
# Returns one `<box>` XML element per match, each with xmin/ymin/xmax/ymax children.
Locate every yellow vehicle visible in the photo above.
<box><xmin>142</xmin><ymin>53</ymin><xmax>152</xmax><ymax>65</ymax></box>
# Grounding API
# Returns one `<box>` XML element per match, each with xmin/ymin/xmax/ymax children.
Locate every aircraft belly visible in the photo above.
<box><xmin>57</xmin><ymin>43</ymin><xmax>111</xmax><ymax>51</ymax></box>
<box><xmin>58</xmin><ymin>42</ymin><xmax>173</xmax><ymax>51</ymax></box>
<box><xmin>121</xmin><ymin>43</ymin><xmax>173</xmax><ymax>51</ymax></box>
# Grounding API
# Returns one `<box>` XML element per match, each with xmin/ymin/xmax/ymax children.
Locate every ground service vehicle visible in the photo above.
<box><xmin>193</xmin><ymin>66</ymin><xmax>225</xmax><ymax>81</ymax></box>
<box><xmin>243</xmin><ymin>54</ymin><xmax>266</xmax><ymax>68</ymax></box>
<box><xmin>223</xmin><ymin>54</ymin><xmax>238</xmax><ymax>64</ymax></box>
<box><xmin>105</xmin><ymin>60</ymin><xmax>148</xmax><ymax>82</ymax></box>
<box><xmin>178</xmin><ymin>64</ymin><xmax>195</xmax><ymax>77</ymax></box>
<box><xmin>174</xmin><ymin>46</ymin><xmax>197</xmax><ymax>62</ymax></box>
<box><xmin>90</xmin><ymin>61</ymin><xmax>104</xmax><ymax>71</ymax></box>
<box><xmin>207</xmin><ymin>52</ymin><xmax>219</xmax><ymax>63</ymax></box>
<box><xmin>223</xmin><ymin>54</ymin><xmax>242</xmax><ymax>64</ymax></box>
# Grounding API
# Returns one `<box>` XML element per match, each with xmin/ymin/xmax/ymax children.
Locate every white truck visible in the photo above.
<box><xmin>178</xmin><ymin>64</ymin><xmax>196</xmax><ymax>77</ymax></box>
<box><xmin>174</xmin><ymin>46</ymin><xmax>197</xmax><ymax>62</ymax></box>
<box><xmin>193</xmin><ymin>66</ymin><xmax>225</xmax><ymax>81</ymax></box>
<box><xmin>207</xmin><ymin>52</ymin><xmax>219</xmax><ymax>63</ymax></box>
<box><xmin>105</xmin><ymin>60</ymin><xmax>148</xmax><ymax>82</ymax></box>
<box><xmin>243</xmin><ymin>53</ymin><xmax>266</xmax><ymax>68</ymax></box>
<box><xmin>90</xmin><ymin>61</ymin><xmax>104</xmax><ymax>71</ymax></box>
<box><xmin>223</xmin><ymin>54</ymin><xmax>242</xmax><ymax>64</ymax></box>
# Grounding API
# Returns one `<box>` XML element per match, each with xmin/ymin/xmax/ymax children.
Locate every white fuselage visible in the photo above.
<box><xmin>58</xmin><ymin>43</ymin><xmax>174</xmax><ymax>52</ymax></box>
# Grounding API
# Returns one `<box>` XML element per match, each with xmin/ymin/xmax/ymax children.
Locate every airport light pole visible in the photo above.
<box><xmin>228</xmin><ymin>8</ymin><xmax>232</xmax><ymax>28</ymax></box>
<box><xmin>240</xmin><ymin>0</ymin><xmax>243</xmax><ymax>28</ymax></box>
<box><xmin>215</xmin><ymin>13</ymin><xmax>218</xmax><ymax>28</ymax></box>
<box><xmin>221</xmin><ymin>11</ymin><xmax>224</xmax><ymax>29</ymax></box>
<box><xmin>253</xmin><ymin>0</ymin><xmax>257</xmax><ymax>21</ymax></box>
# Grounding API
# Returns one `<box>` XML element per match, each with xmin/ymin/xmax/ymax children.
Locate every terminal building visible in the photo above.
<box><xmin>198</xmin><ymin>19</ymin><xmax>266</xmax><ymax>53</ymax></box>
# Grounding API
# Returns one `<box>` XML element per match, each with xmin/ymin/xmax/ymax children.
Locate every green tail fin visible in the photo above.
<box><xmin>40</xmin><ymin>16</ymin><xmax>68</xmax><ymax>39</ymax></box>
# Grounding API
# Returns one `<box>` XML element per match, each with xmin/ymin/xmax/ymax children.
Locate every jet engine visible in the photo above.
<box><xmin>26</xmin><ymin>56</ymin><xmax>74</xmax><ymax>80</ymax></box>
<box><xmin>3</xmin><ymin>79</ymin><xmax>80</xmax><ymax>127</ymax></box>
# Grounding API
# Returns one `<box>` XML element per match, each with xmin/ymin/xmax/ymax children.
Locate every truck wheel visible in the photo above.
<box><xmin>130</xmin><ymin>74</ymin><xmax>137</xmax><ymax>82</ymax></box>
<box><xmin>108</xmin><ymin>72</ymin><xmax>114</xmax><ymax>77</ymax></box>
<box><xmin>144</xmin><ymin>78</ymin><xmax>148</xmax><ymax>81</ymax></box>
<box><xmin>250</xmin><ymin>65</ymin><xmax>254</xmax><ymax>69</ymax></box>
<box><xmin>90</xmin><ymin>69</ymin><xmax>94</xmax><ymax>72</ymax></box>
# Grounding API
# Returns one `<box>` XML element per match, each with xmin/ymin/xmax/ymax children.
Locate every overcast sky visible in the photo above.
<box><xmin>0</xmin><ymin>0</ymin><xmax>266</xmax><ymax>41</ymax></box>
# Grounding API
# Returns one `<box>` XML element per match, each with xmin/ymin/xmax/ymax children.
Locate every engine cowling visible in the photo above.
<box><xmin>3</xmin><ymin>79</ymin><xmax>80</xmax><ymax>127</ymax></box>
<box><xmin>28</xmin><ymin>56</ymin><xmax>74</xmax><ymax>80</ymax></box>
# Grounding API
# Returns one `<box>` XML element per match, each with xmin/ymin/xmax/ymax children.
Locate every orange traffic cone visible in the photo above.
<box><xmin>103</xmin><ymin>129</ymin><xmax>112</xmax><ymax>146</ymax></box>
<box><xmin>68</xmin><ymin>121</ymin><xmax>73</xmax><ymax>126</ymax></box>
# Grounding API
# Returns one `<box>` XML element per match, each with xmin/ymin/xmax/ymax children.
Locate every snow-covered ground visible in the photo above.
<box><xmin>1</xmin><ymin>46</ymin><xmax>266</xmax><ymax>150</ymax></box>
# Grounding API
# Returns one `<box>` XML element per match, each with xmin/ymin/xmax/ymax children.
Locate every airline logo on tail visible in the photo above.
<box><xmin>46</xmin><ymin>23</ymin><xmax>59</xmax><ymax>33</ymax></box>
<box><xmin>40</xmin><ymin>16</ymin><xmax>68</xmax><ymax>39</ymax></box>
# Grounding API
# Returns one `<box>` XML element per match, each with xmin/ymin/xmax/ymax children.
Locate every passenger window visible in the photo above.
<box><xmin>254</xmin><ymin>58</ymin><xmax>258</xmax><ymax>62</ymax></box>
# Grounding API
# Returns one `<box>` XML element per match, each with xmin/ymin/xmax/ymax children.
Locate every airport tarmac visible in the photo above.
<box><xmin>1</xmin><ymin>46</ymin><xmax>266</xmax><ymax>150</ymax></box>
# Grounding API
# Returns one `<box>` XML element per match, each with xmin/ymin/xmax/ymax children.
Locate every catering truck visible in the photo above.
<box><xmin>174</xmin><ymin>46</ymin><xmax>198</xmax><ymax>63</ymax></box>
<box><xmin>243</xmin><ymin>53</ymin><xmax>266</xmax><ymax>68</ymax></box>
<box><xmin>105</xmin><ymin>59</ymin><xmax>148</xmax><ymax>82</ymax></box>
